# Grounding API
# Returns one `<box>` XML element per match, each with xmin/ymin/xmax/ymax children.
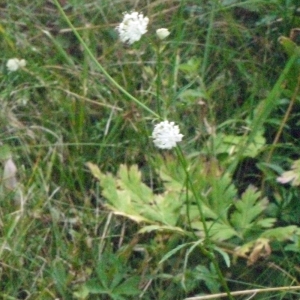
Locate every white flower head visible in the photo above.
<box><xmin>152</xmin><ymin>120</ymin><xmax>183</xmax><ymax>149</ymax></box>
<box><xmin>116</xmin><ymin>12</ymin><xmax>149</xmax><ymax>44</ymax></box>
<box><xmin>156</xmin><ymin>28</ymin><xmax>170</xmax><ymax>40</ymax></box>
<box><xmin>6</xmin><ymin>58</ymin><xmax>26</xmax><ymax>72</ymax></box>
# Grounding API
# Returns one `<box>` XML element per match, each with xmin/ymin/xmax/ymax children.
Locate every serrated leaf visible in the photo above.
<box><xmin>207</xmin><ymin>174</ymin><xmax>236</xmax><ymax>223</ymax></box>
<box><xmin>118</xmin><ymin>165</ymin><xmax>153</xmax><ymax>204</ymax></box>
<box><xmin>256</xmin><ymin>218</ymin><xmax>276</xmax><ymax>228</ymax></box>
<box><xmin>212</xmin><ymin>131</ymin><xmax>265</xmax><ymax>159</ymax></box>
<box><xmin>192</xmin><ymin>221</ymin><xmax>238</xmax><ymax>241</ymax></box>
<box><xmin>158</xmin><ymin>157</ymin><xmax>187</xmax><ymax>193</ymax></box>
<box><xmin>148</xmin><ymin>191</ymin><xmax>182</xmax><ymax>225</ymax></box>
<box><xmin>230</xmin><ymin>186</ymin><xmax>268</xmax><ymax>237</ymax></box>
<box><xmin>260</xmin><ymin>226</ymin><xmax>298</xmax><ymax>241</ymax></box>
<box><xmin>91</xmin><ymin>164</ymin><xmax>183</xmax><ymax>226</ymax></box>
<box><xmin>178</xmin><ymin>57</ymin><xmax>201</xmax><ymax>74</ymax></box>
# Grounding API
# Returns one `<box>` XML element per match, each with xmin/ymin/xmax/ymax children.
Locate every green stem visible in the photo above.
<box><xmin>201</xmin><ymin>0</ymin><xmax>217</xmax><ymax>78</ymax></box>
<box><xmin>175</xmin><ymin>146</ymin><xmax>233</xmax><ymax>299</ymax></box>
<box><xmin>53</xmin><ymin>0</ymin><xmax>159</xmax><ymax>119</ymax></box>
<box><xmin>156</xmin><ymin>43</ymin><xmax>162</xmax><ymax>116</ymax></box>
<box><xmin>266</xmin><ymin>74</ymin><xmax>300</xmax><ymax>163</ymax></box>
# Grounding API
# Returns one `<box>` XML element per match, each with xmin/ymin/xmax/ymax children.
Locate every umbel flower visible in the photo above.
<box><xmin>152</xmin><ymin>120</ymin><xmax>183</xmax><ymax>149</ymax></box>
<box><xmin>6</xmin><ymin>58</ymin><xmax>26</xmax><ymax>72</ymax></box>
<box><xmin>116</xmin><ymin>12</ymin><xmax>149</xmax><ymax>44</ymax></box>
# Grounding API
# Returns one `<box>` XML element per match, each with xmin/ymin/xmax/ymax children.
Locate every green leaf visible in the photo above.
<box><xmin>73</xmin><ymin>284</ymin><xmax>90</xmax><ymax>299</ymax></box>
<box><xmin>278</xmin><ymin>36</ymin><xmax>300</xmax><ymax>90</ymax></box>
<box><xmin>194</xmin><ymin>264</ymin><xmax>221</xmax><ymax>294</ymax></box>
<box><xmin>214</xmin><ymin>246</ymin><xmax>231</xmax><ymax>268</ymax></box>
<box><xmin>89</xmin><ymin>164</ymin><xmax>184</xmax><ymax>226</ymax></box>
<box><xmin>206</xmin><ymin>174</ymin><xmax>236</xmax><ymax>223</ymax></box>
<box><xmin>85</xmin><ymin>279</ymin><xmax>107</xmax><ymax>294</ymax></box>
<box><xmin>178</xmin><ymin>57</ymin><xmax>201</xmax><ymax>75</ymax></box>
<box><xmin>192</xmin><ymin>221</ymin><xmax>238</xmax><ymax>241</ymax></box>
<box><xmin>260</xmin><ymin>226</ymin><xmax>298</xmax><ymax>241</ymax></box>
<box><xmin>212</xmin><ymin>131</ymin><xmax>265</xmax><ymax>159</ymax></box>
<box><xmin>159</xmin><ymin>243</ymin><xmax>190</xmax><ymax>265</ymax></box>
<box><xmin>278</xmin><ymin>36</ymin><xmax>300</xmax><ymax>57</ymax></box>
<box><xmin>118</xmin><ymin>165</ymin><xmax>153</xmax><ymax>204</ymax></box>
<box><xmin>230</xmin><ymin>186</ymin><xmax>268</xmax><ymax>237</ymax></box>
<box><xmin>113</xmin><ymin>277</ymin><xmax>140</xmax><ymax>296</ymax></box>
<box><xmin>256</xmin><ymin>218</ymin><xmax>276</xmax><ymax>228</ymax></box>
<box><xmin>51</xmin><ymin>259</ymin><xmax>68</xmax><ymax>297</ymax></box>
<box><xmin>0</xmin><ymin>145</ymin><xmax>12</xmax><ymax>161</ymax></box>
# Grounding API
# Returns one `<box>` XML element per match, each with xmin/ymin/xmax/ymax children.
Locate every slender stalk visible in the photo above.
<box><xmin>201</xmin><ymin>0</ymin><xmax>217</xmax><ymax>78</ymax></box>
<box><xmin>175</xmin><ymin>146</ymin><xmax>234</xmax><ymax>300</ymax></box>
<box><xmin>184</xmin><ymin>285</ymin><xmax>300</xmax><ymax>300</ymax></box>
<box><xmin>265</xmin><ymin>75</ymin><xmax>300</xmax><ymax>163</ymax></box>
<box><xmin>155</xmin><ymin>43</ymin><xmax>162</xmax><ymax>116</ymax></box>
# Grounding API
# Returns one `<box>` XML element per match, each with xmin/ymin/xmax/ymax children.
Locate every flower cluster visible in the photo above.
<box><xmin>6</xmin><ymin>58</ymin><xmax>26</xmax><ymax>72</ymax></box>
<box><xmin>152</xmin><ymin>121</ymin><xmax>183</xmax><ymax>149</ymax></box>
<box><xmin>116</xmin><ymin>11</ymin><xmax>170</xmax><ymax>45</ymax></box>
<box><xmin>116</xmin><ymin>12</ymin><xmax>149</xmax><ymax>44</ymax></box>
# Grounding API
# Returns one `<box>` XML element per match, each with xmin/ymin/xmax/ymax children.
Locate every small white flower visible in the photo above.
<box><xmin>152</xmin><ymin>120</ymin><xmax>183</xmax><ymax>149</ymax></box>
<box><xmin>6</xmin><ymin>58</ymin><xmax>26</xmax><ymax>72</ymax></box>
<box><xmin>116</xmin><ymin>12</ymin><xmax>149</xmax><ymax>44</ymax></box>
<box><xmin>156</xmin><ymin>28</ymin><xmax>170</xmax><ymax>40</ymax></box>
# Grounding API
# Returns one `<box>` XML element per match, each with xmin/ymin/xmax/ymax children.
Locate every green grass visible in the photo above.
<box><xmin>1</xmin><ymin>0</ymin><xmax>300</xmax><ymax>299</ymax></box>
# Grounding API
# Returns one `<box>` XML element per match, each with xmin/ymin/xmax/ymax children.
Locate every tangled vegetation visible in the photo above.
<box><xmin>1</xmin><ymin>0</ymin><xmax>300</xmax><ymax>299</ymax></box>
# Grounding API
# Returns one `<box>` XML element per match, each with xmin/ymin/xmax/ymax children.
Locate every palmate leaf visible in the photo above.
<box><xmin>118</xmin><ymin>164</ymin><xmax>153</xmax><ymax>204</ymax></box>
<box><xmin>87</xmin><ymin>163</ymin><xmax>183</xmax><ymax>226</ymax></box>
<box><xmin>157</xmin><ymin>155</ymin><xmax>188</xmax><ymax>192</ymax></box>
<box><xmin>158</xmin><ymin>156</ymin><xmax>223</xmax><ymax>220</ymax></box>
<box><xmin>88</xmin><ymin>162</ymin><xmax>281</xmax><ymax>243</ymax></box>
<box><xmin>212</xmin><ymin>131</ymin><xmax>266</xmax><ymax>160</ymax></box>
<box><xmin>192</xmin><ymin>220</ymin><xmax>238</xmax><ymax>241</ymax></box>
<box><xmin>190</xmin><ymin>174</ymin><xmax>237</xmax><ymax>231</ymax></box>
<box><xmin>230</xmin><ymin>186</ymin><xmax>272</xmax><ymax>237</ymax></box>
<box><xmin>206</xmin><ymin>174</ymin><xmax>237</xmax><ymax>223</ymax></box>
<box><xmin>143</xmin><ymin>191</ymin><xmax>182</xmax><ymax>226</ymax></box>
